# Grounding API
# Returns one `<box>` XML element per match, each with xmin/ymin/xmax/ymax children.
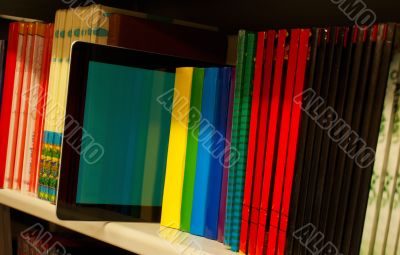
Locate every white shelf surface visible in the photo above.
<box><xmin>0</xmin><ymin>189</ymin><xmax>236</xmax><ymax>255</ymax></box>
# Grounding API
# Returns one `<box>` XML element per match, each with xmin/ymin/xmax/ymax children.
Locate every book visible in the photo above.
<box><xmin>0</xmin><ymin>40</ymin><xmax>6</xmax><ymax>106</ymax></box>
<box><xmin>266</xmin><ymin>28</ymin><xmax>301</xmax><ymax>255</ymax></box>
<box><xmin>190</xmin><ymin>67</ymin><xmax>220</xmax><ymax>236</ymax></box>
<box><xmin>239</xmin><ymin>31</ymin><xmax>265</xmax><ymax>253</ymax></box>
<box><xmin>285</xmin><ymin>28</ymin><xmax>319</xmax><ymax>255</ymax></box>
<box><xmin>218</xmin><ymin>68</ymin><xmax>236</xmax><ymax>242</ymax></box>
<box><xmin>224</xmin><ymin>30</ymin><xmax>247</xmax><ymax>247</ymax></box>
<box><xmin>204</xmin><ymin>67</ymin><xmax>232</xmax><ymax>240</ymax></box>
<box><xmin>0</xmin><ymin>22</ymin><xmax>19</xmax><ymax>188</ymax></box>
<box><xmin>247</xmin><ymin>30</ymin><xmax>276</xmax><ymax>255</ymax></box>
<box><xmin>161</xmin><ymin>67</ymin><xmax>193</xmax><ymax>229</ymax></box>
<box><xmin>360</xmin><ymin>26</ymin><xmax>397</xmax><ymax>255</ymax></box>
<box><xmin>277</xmin><ymin>28</ymin><xmax>310</xmax><ymax>255</ymax></box>
<box><xmin>30</xmin><ymin>24</ymin><xmax>53</xmax><ymax>194</ymax></box>
<box><xmin>180</xmin><ymin>68</ymin><xmax>205</xmax><ymax>232</ymax></box>
<box><xmin>20</xmin><ymin>23</ymin><xmax>46</xmax><ymax>193</ymax></box>
<box><xmin>351</xmin><ymin>24</ymin><xmax>396</xmax><ymax>254</ymax></box>
<box><xmin>4</xmin><ymin>23</ymin><xmax>28</xmax><ymax>190</ymax></box>
<box><xmin>254</xmin><ymin>29</ymin><xmax>286</xmax><ymax>255</ymax></box>
<box><xmin>227</xmin><ymin>32</ymin><xmax>256</xmax><ymax>251</ymax></box>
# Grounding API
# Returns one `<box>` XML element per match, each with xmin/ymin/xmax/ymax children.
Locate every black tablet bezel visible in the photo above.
<box><xmin>56</xmin><ymin>41</ymin><xmax>217</xmax><ymax>222</ymax></box>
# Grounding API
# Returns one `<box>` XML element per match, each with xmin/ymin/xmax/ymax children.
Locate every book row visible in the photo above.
<box><xmin>0</xmin><ymin>4</ymin><xmax>226</xmax><ymax>202</ymax></box>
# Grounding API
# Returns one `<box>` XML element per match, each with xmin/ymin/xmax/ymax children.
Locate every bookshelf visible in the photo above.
<box><xmin>1</xmin><ymin>0</ymin><xmax>400</xmax><ymax>32</ymax></box>
<box><xmin>0</xmin><ymin>189</ymin><xmax>235</xmax><ymax>255</ymax></box>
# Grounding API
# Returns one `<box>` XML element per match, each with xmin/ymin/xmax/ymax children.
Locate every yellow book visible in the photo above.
<box><xmin>39</xmin><ymin>9</ymin><xmax>66</xmax><ymax>201</ymax></box>
<box><xmin>39</xmin><ymin>11</ymin><xmax>62</xmax><ymax>199</ymax></box>
<box><xmin>161</xmin><ymin>67</ymin><xmax>193</xmax><ymax>229</ymax></box>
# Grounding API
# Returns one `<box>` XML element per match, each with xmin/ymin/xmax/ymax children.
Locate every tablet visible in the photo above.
<box><xmin>56</xmin><ymin>42</ymin><xmax>213</xmax><ymax>222</ymax></box>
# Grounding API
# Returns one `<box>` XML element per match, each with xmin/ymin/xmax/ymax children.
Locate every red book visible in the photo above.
<box><xmin>276</xmin><ymin>29</ymin><xmax>310</xmax><ymax>255</ymax></box>
<box><xmin>0</xmin><ymin>23</ymin><xmax>19</xmax><ymax>188</ymax></box>
<box><xmin>247</xmin><ymin>30</ymin><xmax>276</xmax><ymax>255</ymax></box>
<box><xmin>265</xmin><ymin>29</ymin><xmax>300</xmax><ymax>255</ymax></box>
<box><xmin>14</xmin><ymin>23</ymin><xmax>36</xmax><ymax>190</ymax></box>
<box><xmin>239</xmin><ymin>31</ymin><xmax>266</xmax><ymax>253</ymax></box>
<box><xmin>1</xmin><ymin>23</ymin><xmax>28</xmax><ymax>189</ymax></box>
<box><xmin>29</xmin><ymin>24</ymin><xmax>53</xmax><ymax>193</ymax></box>
<box><xmin>255</xmin><ymin>29</ymin><xmax>287</xmax><ymax>255</ymax></box>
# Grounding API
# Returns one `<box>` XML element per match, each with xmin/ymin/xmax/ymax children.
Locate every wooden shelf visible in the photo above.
<box><xmin>0</xmin><ymin>189</ymin><xmax>235</xmax><ymax>255</ymax></box>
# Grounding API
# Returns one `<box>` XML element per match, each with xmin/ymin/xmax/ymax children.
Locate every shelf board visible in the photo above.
<box><xmin>0</xmin><ymin>189</ymin><xmax>235</xmax><ymax>255</ymax></box>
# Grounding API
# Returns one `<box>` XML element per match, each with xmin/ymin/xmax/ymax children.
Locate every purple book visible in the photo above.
<box><xmin>217</xmin><ymin>68</ymin><xmax>236</xmax><ymax>242</ymax></box>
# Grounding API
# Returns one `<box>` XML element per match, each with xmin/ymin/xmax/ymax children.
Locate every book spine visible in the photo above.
<box><xmin>190</xmin><ymin>67</ymin><xmax>219</xmax><ymax>236</ymax></box>
<box><xmin>228</xmin><ymin>32</ymin><xmax>256</xmax><ymax>251</ymax></box>
<box><xmin>21</xmin><ymin>24</ymin><xmax>45</xmax><ymax>193</ymax></box>
<box><xmin>266</xmin><ymin>29</ymin><xmax>300</xmax><ymax>255</ymax></box>
<box><xmin>277</xmin><ymin>29</ymin><xmax>310</xmax><ymax>255</ymax></box>
<box><xmin>13</xmin><ymin>23</ymin><xmax>35</xmax><ymax>190</ymax></box>
<box><xmin>204</xmin><ymin>67</ymin><xmax>232</xmax><ymax>240</ymax></box>
<box><xmin>360</xmin><ymin>43</ymin><xmax>398</xmax><ymax>255</ymax></box>
<box><xmin>30</xmin><ymin>24</ymin><xmax>53</xmax><ymax>194</ymax></box>
<box><xmin>0</xmin><ymin>22</ymin><xmax>19</xmax><ymax>188</ymax></box>
<box><xmin>247</xmin><ymin>30</ymin><xmax>276</xmax><ymax>255</ymax></box>
<box><xmin>217</xmin><ymin>68</ymin><xmax>236</xmax><ymax>243</ymax></box>
<box><xmin>5</xmin><ymin>23</ymin><xmax>28</xmax><ymax>189</ymax></box>
<box><xmin>225</xmin><ymin>30</ymin><xmax>247</xmax><ymax>247</ymax></box>
<box><xmin>255</xmin><ymin>29</ymin><xmax>287</xmax><ymax>255</ymax></box>
<box><xmin>39</xmin><ymin>9</ymin><xmax>66</xmax><ymax>200</ymax></box>
<box><xmin>239</xmin><ymin>31</ymin><xmax>265</xmax><ymax>253</ymax></box>
<box><xmin>161</xmin><ymin>67</ymin><xmax>193</xmax><ymax>229</ymax></box>
<box><xmin>180</xmin><ymin>68</ymin><xmax>205</xmax><ymax>232</ymax></box>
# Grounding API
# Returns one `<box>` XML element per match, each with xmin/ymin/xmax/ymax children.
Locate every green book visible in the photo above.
<box><xmin>224</xmin><ymin>30</ymin><xmax>247</xmax><ymax>247</ymax></box>
<box><xmin>180</xmin><ymin>68</ymin><xmax>205</xmax><ymax>232</ymax></box>
<box><xmin>224</xmin><ymin>31</ymin><xmax>257</xmax><ymax>251</ymax></box>
<box><xmin>230</xmin><ymin>32</ymin><xmax>256</xmax><ymax>251</ymax></box>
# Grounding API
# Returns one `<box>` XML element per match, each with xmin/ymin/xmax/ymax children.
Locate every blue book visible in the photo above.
<box><xmin>204</xmin><ymin>68</ymin><xmax>233</xmax><ymax>239</ymax></box>
<box><xmin>190</xmin><ymin>68</ymin><xmax>220</xmax><ymax>236</ymax></box>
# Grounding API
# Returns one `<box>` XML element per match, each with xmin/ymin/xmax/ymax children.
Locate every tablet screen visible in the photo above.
<box><xmin>76</xmin><ymin>61</ymin><xmax>174</xmax><ymax>206</ymax></box>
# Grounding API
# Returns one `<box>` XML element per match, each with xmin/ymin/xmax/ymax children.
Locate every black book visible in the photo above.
<box><xmin>350</xmin><ymin>24</ymin><xmax>396</xmax><ymax>254</ymax></box>
<box><xmin>335</xmin><ymin>26</ymin><xmax>375</xmax><ymax>252</ymax></box>
<box><xmin>324</xmin><ymin>26</ymin><xmax>365</xmax><ymax>245</ymax></box>
<box><xmin>292</xmin><ymin>28</ymin><xmax>328</xmax><ymax>255</ymax></box>
<box><xmin>312</xmin><ymin>28</ymin><xmax>346</xmax><ymax>230</ymax></box>
<box><xmin>319</xmin><ymin>27</ymin><xmax>354</xmax><ymax>237</ymax></box>
<box><xmin>285</xmin><ymin>27</ymin><xmax>319</xmax><ymax>255</ymax></box>
<box><xmin>303</xmin><ymin>28</ymin><xmax>337</xmax><ymax>245</ymax></box>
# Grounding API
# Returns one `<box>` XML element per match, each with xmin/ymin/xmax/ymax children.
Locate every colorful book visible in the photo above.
<box><xmin>247</xmin><ymin>30</ymin><xmax>276</xmax><ymax>255</ymax></box>
<box><xmin>0</xmin><ymin>22</ymin><xmax>19</xmax><ymax>188</ymax></box>
<box><xmin>0</xmin><ymin>40</ymin><xmax>6</xmax><ymax>106</ymax></box>
<box><xmin>255</xmin><ymin>29</ymin><xmax>287</xmax><ymax>255</ymax></box>
<box><xmin>190</xmin><ymin>67</ymin><xmax>220</xmax><ymax>236</ymax></box>
<box><xmin>205</xmin><ymin>67</ymin><xmax>232</xmax><ymax>240</ymax></box>
<box><xmin>180</xmin><ymin>68</ymin><xmax>205</xmax><ymax>232</ymax></box>
<box><xmin>20</xmin><ymin>23</ymin><xmax>46</xmax><ymax>193</ymax></box>
<box><xmin>360</xmin><ymin>39</ymin><xmax>399</xmax><ymax>255</ymax></box>
<box><xmin>239</xmin><ymin>31</ymin><xmax>265</xmax><ymax>253</ymax></box>
<box><xmin>266</xmin><ymin>28</ymin><xmax>300</xmax><ymax>255</ymax></box>
<box><xmin>5</xmin><ymin>23</ymin><xmax>28</xmax><ymax>189</ymax></box>
<box><xmin>160</xmin><ymin>67</ymin><xmax>194</xmax><ymax>229</ymax></box>
<box><xmin>224</xmin><ymin>30</ymin><xmax>247</xmax><ymax>247</ymax></box>
<box><xmin>218</xmin><ymin>68</ymin><xmax>236</xmax><ymax>242</ymax></box>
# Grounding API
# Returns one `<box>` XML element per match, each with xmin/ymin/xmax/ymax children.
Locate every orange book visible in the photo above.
<box><xmin>4</xmin><ymin>23</ymin><xmax>28</xmax><ymax>189</ymax></box>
